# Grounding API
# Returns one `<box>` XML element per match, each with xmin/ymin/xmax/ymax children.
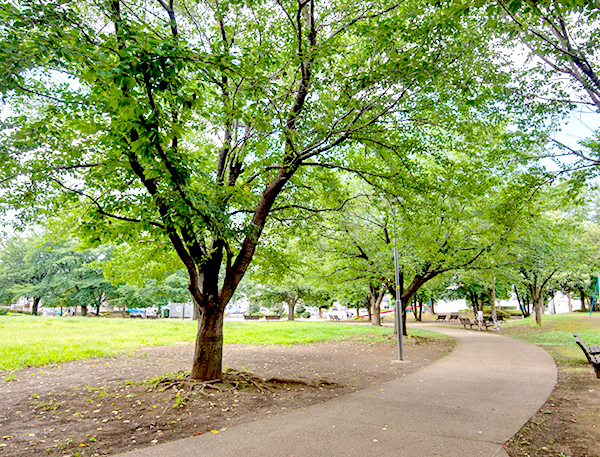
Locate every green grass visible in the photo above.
<box><xmin>0</xmin><ymin>316</ymin><xmax>443</xmax><ymax>371</ymax></box>
<box><xmin>502</xmin><ymin>313</ymin><xmax>600</xmax><ymax>348</ymax></box>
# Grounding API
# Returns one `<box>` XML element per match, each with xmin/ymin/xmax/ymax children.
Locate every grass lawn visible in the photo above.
<box><xmin>502</xmin><ymin>313</ymin><xmax>600</xmax><ymax>360</ymax></box>
<box><xmin>0</xmin><ymin>315</ymin><xmax>443</xmax><ymax>372</ymax></box>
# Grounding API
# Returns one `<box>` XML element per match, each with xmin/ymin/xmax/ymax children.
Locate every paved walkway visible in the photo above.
<box><xmin>119</xmin><ymin>326</ymin><xmax>557</xmax><ymax>457</ymax></box>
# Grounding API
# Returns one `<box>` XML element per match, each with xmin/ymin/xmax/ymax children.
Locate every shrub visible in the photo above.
<box><xmin>301</xmin><ymin>312</ymin><xmax>311</xmax><ymax>318</ymax></box>
<box><xmin>0</xmin><ymin>307</ymin><xmax>9</xmax><ymax>316</ymax></box>
<box><xmin>482</xmin><ymin>307</ymin><xmax>511</xmax><ymax>320</ymax></box>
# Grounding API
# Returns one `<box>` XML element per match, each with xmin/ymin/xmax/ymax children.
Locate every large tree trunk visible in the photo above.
<box><xmin>191</xmin><ymin>304</ymin><xmax>224</xmax><ymax>380</ymax></box>
<box><xmin>81</xmin><ymin>305</ymin><xmax>88</xmax><ymax>316</ymax></box>
<box><xmin>417</xmin><ymin>298</ymin><xmax>423</xmax><ymax>322</ymax></box>
<box><xmin>31</xmin><ymin>297</ymin><xmax>41</xmax><ymax>316</ymax></box>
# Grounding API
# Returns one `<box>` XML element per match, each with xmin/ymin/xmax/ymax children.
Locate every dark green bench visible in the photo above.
<box><xmin>574</xmin><ymin>332</ymin><xmax>600</xmax><ymax>378</ymax></box>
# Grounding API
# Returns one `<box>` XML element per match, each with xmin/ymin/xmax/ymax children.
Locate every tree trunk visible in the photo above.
<box><xmin>411</xmin><ymin>297</ymin><xmax>418</xmax><ymax>320</ymax></box>
<box><xmin>567</xmin><ymin>291</ymin><xmax>572</xmax><ymax>313</ymax></box>
<box><xmin>371</xmin><ymin>286</ymin><xmax>385</xmax><ymax>327</ymax></box>
<box><xmin>430</xmin><ymin>298</ymin><xmax>435</xmax><ymax>315</ymax></box>
<box><xmin>417</xmin><ymin>298</ymin><xmax>422</xmax><ymax>322</ymax></box>
<box><xmin>514</xmin><ymin>285</ymin><xmax>526</xmax><ymax>317</ymax></box>
<box><xmin>31</xmin><ymin>297</ymin><xmax>41</xmax><ymax>316</ymax></box>
<box><xmin>287</xmin><ymin>296</ymin><xmax>296</xmax><ymax>321</ymax></box>
<box><xmin>191</xmin><ymin>304</ymin><xmax>224</xmax><ymax>380</ymax></box>
<box><xmin>81</xmin><ymin>305</ymin><xmax>88</xmax><ymax>316</ymax></box>
<box><xmin>530</xmin><ymin>286</ymin><xmax>542</xmax><ymax>326</ymax></box>
<box><xmin>192</xmin><ymin>297</ymin><xmax>199</xmax><ymax>320</ymax></box>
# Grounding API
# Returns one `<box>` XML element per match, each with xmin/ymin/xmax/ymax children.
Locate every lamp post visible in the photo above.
<box><xmin>391</xmin><ymin>204</ymin><xmax>403</xmax><ymax>361</ymax></box>
<box><xmin>394</xmin><ymin>244</ymin><xmax>404</xmax><ymax>360</ymax></box>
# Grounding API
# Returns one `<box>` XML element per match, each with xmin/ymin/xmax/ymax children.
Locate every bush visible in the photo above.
<box><xmin>482</xmin><ymin>307</ymin><xmax>511</xmax><ymax>320</ymax></box>
<box><xmin>504</xmin><ymin>308</ymin><xmax>524</xmax><ymax>317</ymax></box>
<box><xmin>0</xmin><ymin>307</ymin><xmax>9</xmax><ymax>316</ymax></box>
<box><xmin>301</xmin><ymin>312</ymin><xmax>311</xmax><ymax>319</ymax></box>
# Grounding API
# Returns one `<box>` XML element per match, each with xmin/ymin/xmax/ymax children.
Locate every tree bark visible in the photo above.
<box><xmin>567</xmin><ymin>291</ymin><xmax>572</xmax><ymax>313</ymax></box>
<box><xmin>370</xmin><ymin>286</ymin><xmax>385</xmax><ymax>327</ymax></box>
<box><xmin>530</xmin><ymin>284</ymin><xmax>543</xmax><ymax>326</ymax></box>
<box><xmin>81</xmin><ymin>305</ymin><xmax>88</xmax><ymax>316</ymax></box>
<box><xmin>191</xmin><ymin>304</ymin><xmax>224</xmax><ymax>380</ymax></box>
<box><xmin>417</xmin><ymin>298</ymin><xmax>423</xmax><ymax>322</ymax></box>
<box><xmin>578</xmin><ymin>288</ymin><xmax>585</xmax><ymax>311</ymax></box>
<box><xmin>31</xmin><ymin>297</ymin><xmax>41</xmax><ymax>316</ymax></box>
<box><xmin>514</xmin><ymin>284</ymin><xmax>525</xmax><ymax>317</ymax></box>
<box><xmin>287</xmin><ymin>299</ymin><xmax>296</xmax><ymax>321</ymax></box>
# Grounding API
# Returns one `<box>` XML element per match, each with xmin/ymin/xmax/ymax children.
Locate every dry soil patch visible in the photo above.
<box><xmin>0</xmin><ymin>335</ymin><xmax>452</xmax><ymax>456</ymax></box>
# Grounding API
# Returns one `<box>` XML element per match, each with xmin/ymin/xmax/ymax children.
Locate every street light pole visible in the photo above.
<box><xmin>391</xmin><ymin>202</ymin><xmax>404</xmax><ymax>361</ymax></box>
<box><xmin>393</xmin><ymin>244</ymin><xmax>403</xmax><ymax>360</ymax></box>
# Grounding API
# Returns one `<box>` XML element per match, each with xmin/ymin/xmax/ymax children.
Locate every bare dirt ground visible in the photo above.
<box><xmin>506</xmin><ymin>351</ymin><xmax>600</xmax><ymax>457</ymax></box>
<box><xmin>0</xmin><ymin>334</ymin><xmax>452</xmax><ymax>456</ymax></box>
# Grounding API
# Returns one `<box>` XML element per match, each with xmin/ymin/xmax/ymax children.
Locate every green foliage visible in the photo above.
<box><xmin>481</xmin><ymin>306</ymin><xmax>510</xmax><ymax>320</ymax></box>
<box><xmin>0</xmin><ymin>234</ymin><xmax>115</xmax><ymax>310</ymax></box>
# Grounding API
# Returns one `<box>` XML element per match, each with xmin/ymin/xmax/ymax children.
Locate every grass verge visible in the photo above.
<box><xmin>0</xmin><ymin>316</ymin><xmax>442</xmax><ymax>371</ymax></box>
<box><xmin>501</xmin><ymin>313</ymin><xmax>600</xmax><ymax>347</ymax></box>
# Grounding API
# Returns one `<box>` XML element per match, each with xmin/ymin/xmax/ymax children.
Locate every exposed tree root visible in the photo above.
<box><xmin>149</xmin><ymin>369</ymin><xmax>337</xmax><ymax>395</ymax></box>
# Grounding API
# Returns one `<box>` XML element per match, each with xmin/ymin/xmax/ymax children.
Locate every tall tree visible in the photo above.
<box><xmin>491</xmin><ymin>0</ymin><xmax>600</xmax><ymax>166</ymax></box>
<box><xmin>1</xmin><ymin>0</ymin><xmax>519</xmax><ymax>379</ymax></box>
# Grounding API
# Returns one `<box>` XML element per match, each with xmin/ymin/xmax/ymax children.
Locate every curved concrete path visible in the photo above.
<box><xmin>119</xmin><ymin>326</ymin><xmax>556</xmax><ymax>457</ymax></box>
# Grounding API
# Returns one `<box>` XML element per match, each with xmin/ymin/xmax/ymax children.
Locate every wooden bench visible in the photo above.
<box><xmin>436</xmin><ymin>314</ymin><xmax>447</xmax><ymax>321</ymax></box>
<box><xmin>243</xmin><ymin>315</ymin><xmax>260</xmax><ymax>320</ymax></box>
<box><xmin>265</xmin><ymin>315</ymin><xmax>280</xmax><ymax>321</ymax></box>
<box><xmin>574</xmin><ymin>332</ymin><xmax>600</xmax><ymax>378</ymax></box>
<box><xmin>329</xmin><ymin>315</ymin><xmax>341</xmax><ymax>321</ymax></box>
<box><xmin>459</xmin><ymin>316</ymin><xmax>491</xmax><ymax>330</ymax></box>
<box><xmin>448</xmin><ymin>313</ymin><xmax>459</xmax><ymax>321</ymax></box>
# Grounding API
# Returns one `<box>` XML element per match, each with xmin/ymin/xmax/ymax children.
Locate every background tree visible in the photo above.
<box><xmin>491</xmin><ymin>0</ymin><xmax>600</xmax><ymax>166</ymax></box>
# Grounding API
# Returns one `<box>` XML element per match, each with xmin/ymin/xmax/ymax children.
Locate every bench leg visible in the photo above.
<box><xmin>595</xmin><ymin>366</ymin><xmax>600</xmax><ymax>379</ymax></box>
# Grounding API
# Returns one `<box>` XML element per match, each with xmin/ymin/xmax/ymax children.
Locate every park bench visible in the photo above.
<box><xmin>448</xmin><ymin>313</ymin><xmax>459</xmax><ymax>321</ymax></box>
<box><xmin>573</xmin><ymin>332</ymin><xmax>600</xmax><ymax>379</ymax></box>
<box><xmin>265</xmin><ymin>315</ymin><xmax>280</xmax><ymax>321</ymax></box>
<box><xmin>436</xmin><ymin>314</ymin><xmax>447</xmax><ymax>321</ymax></box>
<box><xmin>459</xmin><ymin>316</ymin><xmax>491</xmax><ymax>330</ymax></box>
<box><xmin>329</xmin><ymin>314</ymin><xmax>341</xmax><ymax>321</ymax></box>
<box><xmin>244</xmin><ymin>315</ymin><xmax>261</xmax><ymax>320</ymax></box>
